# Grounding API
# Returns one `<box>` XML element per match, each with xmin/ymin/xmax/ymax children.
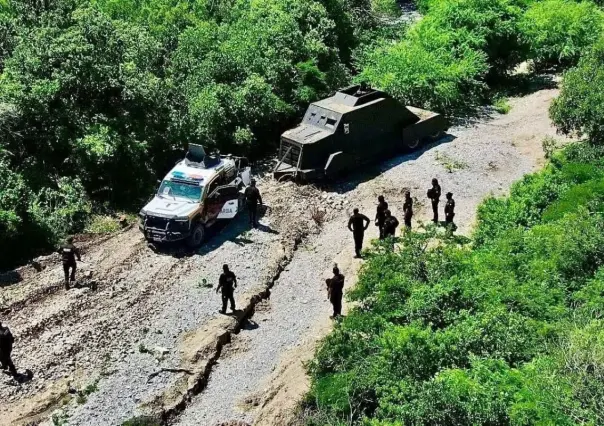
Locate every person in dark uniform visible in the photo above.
<box><xmin>216</xmin><ymin>264</ymin><xmax>237</xmax><ymax>314</ymax></box>
<box><xmin>0</xmin><ymin>321</ymin><xmax>17</xmax><ymax>376</ymax></box>
<box><xmin>427</xmin><ymin>178</ymin><xmax>441</xmax><ymax>223</ymax></box>
<box><xmin>326</xmin><ymin>265</ymin><xmax>345</xmax><ymax>318</ymax></box>
<box><xmin>244</xmin><ymin>179</ymin><xmax>263</xmax><ymax>228</ymax></box>
<box><xmin>58</xmin><ymin>237</ymin><xmax>81</xmax><ymax>289</ymax></box>
<box><xmin>403</xmin><ymin>191</ymin><xmax>413</xmax><ymax>230</ymax></box>
<box><xmin>348</xmin><ymin>208</ymin><xmax>370</xmax><ymax>258</ymax></box>
<box><xmin>383</xmin><ymin>209</ymin><xmax>399</xmax><ymax>239</ymax></box>
<box><xmin>445</xmin><ymin>192</ymin><xmax>455</xmax><ymax>226</ymax></box>
<box><xmin>375</xmin><ymin>196</ymin><xmax>388</xmax><ymax>240</ymax></box>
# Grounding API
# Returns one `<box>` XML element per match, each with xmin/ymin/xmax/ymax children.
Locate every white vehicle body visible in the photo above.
<box><xmin>139</xmin><ymin>145</ymin><xmax>252</xmax><ymax>247</ymax></box>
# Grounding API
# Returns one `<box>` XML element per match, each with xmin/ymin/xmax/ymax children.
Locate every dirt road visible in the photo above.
<box><xmin>0</xmin><ymin>86</ymin><xmax>564</xmax><ymax>426</ymax></box>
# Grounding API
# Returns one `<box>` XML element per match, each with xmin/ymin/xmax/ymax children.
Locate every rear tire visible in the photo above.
<box><xmin>187</xmin><ymin>223</ymin><xmax>205</xmax><ymax>248</ymax></box>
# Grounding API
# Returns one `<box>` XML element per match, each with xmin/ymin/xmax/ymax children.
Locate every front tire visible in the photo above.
<box><xmin>187</xmin><ymin>223</ymin><xmax>205</xmax><ymax>248</ymax></box>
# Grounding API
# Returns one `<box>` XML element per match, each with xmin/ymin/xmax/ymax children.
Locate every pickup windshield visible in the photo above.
<box><xmin>158</xmin><ymin>180</ymin><xmax>202</xmax><ymax>202</ymax></box>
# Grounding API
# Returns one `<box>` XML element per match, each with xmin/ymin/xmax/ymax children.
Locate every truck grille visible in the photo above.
<box><xmin>279</xmin><ymin>139</ymin><xmax>302</xmax><ymax>166</ymax></box>
<box><xmin>145</xmin><ymin>216</ymin><xmax>169</xmax><ymax>229</ymax></box>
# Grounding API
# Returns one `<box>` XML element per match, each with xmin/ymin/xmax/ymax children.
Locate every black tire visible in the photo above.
<box><xmin>406</xmin><ymin>138</ymin><xmax>420</xmax><ymax>149</ymax></box>
<box><xmin>186</xmin><ymin>223</ymin><xmax>205</xmax><ymax>248</ymax></box>
<box><xmin>430</xmin><ymin>130</ymin><xmax>444</xmax><ymax>141</ymax></box>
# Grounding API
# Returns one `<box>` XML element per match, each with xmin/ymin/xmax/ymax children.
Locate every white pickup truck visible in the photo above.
<box><xmin>139</xmin><ymin>144</ymin><xmax>252</xmax><ymax>247</ymax></box>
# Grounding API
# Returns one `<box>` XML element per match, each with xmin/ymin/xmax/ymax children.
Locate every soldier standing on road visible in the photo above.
<box><xmin>216</xmin><ymin>264</ymin><xmax>237</xmax><ymax>314</ymax></box>
<box><xmin>375</xmin><ymin>195</ymin><xmax>389</xmax><ymax>239</ymax></box>
<box><xmin>383</xmin><ymin>209</ymin><xmax>399</xmax><ymax>239</ymax></box>
<box><xmin>445</xmin><ymin>192</ymin><xmax>456</xmax><ymax>226</ymax></box>
<box><xmin>427</xmin><ymin>178</ymin><xmax>441</xmax><ymax>223</ymax></box>
<box><xmin>244</xmin><ymin>179</ymin><xmax>263</xmax><ymax>228</ymax></box>
<box><xmin>326</xmin><ymin>265</ymin><xmax>345</xmax><ymax>318</ymax></box>
<box><xmin>58</xmin><ymin>237</ymin><xmax>81</xmax><ymax>290</ymax></box>
<box><xmin>348</xmin><ymin>208</ymin><xmax>370</xmax><ymax>258</ymax></box>
<box><xmin>0</xmin><ymin>321</ymin><xmax>17</xmax><ymax>377</ymax></box>
<box><xmin>403</xmin><ymin>191</ymin><xmax>413</xmax><ymax>230</ymax></box>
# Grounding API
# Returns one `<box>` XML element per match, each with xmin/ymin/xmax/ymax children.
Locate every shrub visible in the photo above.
<box><xmin>493</xmin><ymin>96</ymin><xmax>511</xmax><ymax>114</ymax></box>
<box><xmin>520</xmin><ymin>0</ymin><xmax>603</xmax><ymax>69</ymax></box>
<box><xmin>550</xmin><ymin>37</ymin><xmax>604</xmax><ymax>145</ymax></box>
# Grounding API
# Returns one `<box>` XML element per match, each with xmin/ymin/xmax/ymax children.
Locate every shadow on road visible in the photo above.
<box><xmin>320</xmin><ymin>133</ymin><xmax>457</xmax><ymax>195</ymax></box>
<box><xmin>150</xmin><ymin>205</ymin><xmax>279</xmax><ymax>259</ymax></box>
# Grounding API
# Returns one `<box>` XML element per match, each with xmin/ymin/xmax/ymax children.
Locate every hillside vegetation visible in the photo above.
<box><xmin>1</xmin><ymin>0</ymin><xmax>603</xmax><ymax>268</ymax></box>
<box><xmin>305</xmin><ymin>142</ymin><xmax>604</xmax><ymax>425</ymax></box>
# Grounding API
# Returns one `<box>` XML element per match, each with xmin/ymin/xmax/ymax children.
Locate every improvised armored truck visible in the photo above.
<box><xmin>139</xmin><ymin>145</ymin><xmax>251</xmax><ymax>248</ymax></box>
<box><xmin>273</xmin><ymin>85</ymin><xmax>448</xmax><ymax>181</ymax></box>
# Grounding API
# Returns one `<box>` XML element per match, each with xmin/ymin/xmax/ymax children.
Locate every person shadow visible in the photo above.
<box><xmin>2</xmin><ymin>368</ymin><xmax>34</xmax><ymax>384</ymax></box>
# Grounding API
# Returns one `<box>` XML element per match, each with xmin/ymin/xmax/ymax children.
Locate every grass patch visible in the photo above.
<box><xmin>435</xmin><ymin>151</ymin><xmax>469</xmax><ymax>173</ymax></box>
<box><xmin>121</xmin><ymin>415</ymin><xmax>161</xmax><ymax>426</ymax></box>
<box><xmin>138</xmin><ymin>343</ymin><xmax>151</xmax><ymax>354</ymax></box>
<box><xmin>493</xmin><ymin>96</ymin><xmax>511</xmax><ymax>114</ymax></box>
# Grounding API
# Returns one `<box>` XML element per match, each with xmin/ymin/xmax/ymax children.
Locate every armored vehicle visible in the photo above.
<box><xmin>273</xmin><ymin>85</ymin><xmax>448</xmax><ymax>181</ymax></box>
<box><xmin>139</xmin><ymin>145</ymin><xmax>251</xmax><ymax>247</ymax></box>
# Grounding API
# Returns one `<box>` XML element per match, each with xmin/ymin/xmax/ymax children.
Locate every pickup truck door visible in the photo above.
<box><xmin>207</xmin><ymin>185</ymin><xmax>241</xmax><ymax>220</ymax></box>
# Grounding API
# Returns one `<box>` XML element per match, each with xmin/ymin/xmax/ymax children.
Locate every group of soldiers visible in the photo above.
<box><xmin>348</xmin><ymin>178</ymin><xmax>456</xmax><ymax>258</ymax></box>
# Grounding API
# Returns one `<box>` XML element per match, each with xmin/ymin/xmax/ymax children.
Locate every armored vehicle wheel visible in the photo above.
<box><xmin>187</xmin><ymin>223</ymin><xmax>205</xmax><ymax>248</ymax></box>
<box><xmin>406</xmin><ymin>138</ymin><xmax>420</xmax><ymax>149</ymax></box>
<box><xmin>431</xmin><ymin>130</ymin><xmax>444</xmax><ymax>140</ymax></box>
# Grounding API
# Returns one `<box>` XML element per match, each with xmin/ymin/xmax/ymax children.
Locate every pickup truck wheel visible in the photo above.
<box><xmin>187</xmin><ymin>224</ymin><xmax>205</xmax><ymax>248</ymax></box>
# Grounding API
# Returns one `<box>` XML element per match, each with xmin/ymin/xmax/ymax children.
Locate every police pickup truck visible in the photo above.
<box><xmin>139</xmin><ymin>144</ymin><xmax>252</xmax><ymax>247</ymax></box>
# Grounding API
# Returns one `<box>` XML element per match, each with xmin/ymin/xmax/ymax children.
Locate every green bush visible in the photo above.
<box><xmin>520</xmin><ymin>0</ymin><xmax>603</xmax><ymax>69</ymax></box>
<box><xmin>550</xmin><ymin>37</ymin><xmax>604</xmax><ymax>145</ymax></box>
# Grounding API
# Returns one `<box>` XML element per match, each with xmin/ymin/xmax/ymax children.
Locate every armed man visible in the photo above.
<box><xmin>375</xmin><ymin>195</ymin><xmax>389</xmax><ymax>239</ymax></box>
<box><xmin>445</xmin><ymin>192</ymin><xmax>456</xmax><ymax>226</ymax></box>
<box><xmin>383</xmin><ymin>209</ymin><xmax>399</xmax><ymax>239</ymax></box>
<box><xmin>216</xmin><ymin>264</ymin><xmax>237</xmax><ymax>314</ymax></box>
<box><xmin>244</xmin><ymin>179</ymin><xmax>263</xmax><ymax>228</ymax></box>
<box><xmin>403</xmin><ymin>191</ymin><xmax>413</xmax><ymax>230</ymax></box>
<box><xmin>427</xmin><ymin>178</ymin><xmax>441</xmax><ymax>223</ymax></box>
<box><xmin>0</xmin><ymin>321</ymin><xmax>17</xmax><ymax>377</ymax></box>
<box><xmin>348</xmin><ymin>208</ymin><xmax>370</xmax><ymax>258</ymax></box>
<box><xmin>326</xmin><ymin>265</ymin><xmax>345</xmax><ymax>318</ymax></box>
<box><xmin>58</xmin><ymin>237</ymin><xmax>81</xmax><ymax>289</ymax></box>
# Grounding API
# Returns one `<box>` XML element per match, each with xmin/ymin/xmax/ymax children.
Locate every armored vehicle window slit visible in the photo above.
<box><xmin>326</xmin><ymin>118</ymin><xmax>337</xmax><ymax>128</ymax></box>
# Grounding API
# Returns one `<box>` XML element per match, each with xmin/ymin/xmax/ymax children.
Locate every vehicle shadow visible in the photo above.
<box><xmin>320</xmin><ymin>133</ymin><xmax>457</xmax><ymax>195</ymax></box>
<box><xmin>151</xmin><ymin>206</ymin><xmax>278</xmax><ymax>259</ymax></box>
<box><xmin>0</xmin><ymin>270</ymin><xmax>21</xmax><ymax>288</ymax></box>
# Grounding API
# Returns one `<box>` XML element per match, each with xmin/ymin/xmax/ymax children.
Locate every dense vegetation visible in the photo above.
<box><xmin>1</xmin><ymin>0</ymin><xmax>603</xmax><ymax>269</ymax></box>
<box><xmin>305</xmin><ymin>142</ymin><xmax>604</xmax><ymax>425</ymax></box>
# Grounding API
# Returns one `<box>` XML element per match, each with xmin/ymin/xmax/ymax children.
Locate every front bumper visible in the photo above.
<box><xmin>139</xmin><ymin>216</ymin><xmax>190</xmax><ymax>242</ymax></box>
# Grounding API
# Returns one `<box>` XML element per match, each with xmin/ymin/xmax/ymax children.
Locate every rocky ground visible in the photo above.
<box><xmin>0</xmin><ymin>86</ymin><xmax>566</xmax><ymax>426</ymax></box>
